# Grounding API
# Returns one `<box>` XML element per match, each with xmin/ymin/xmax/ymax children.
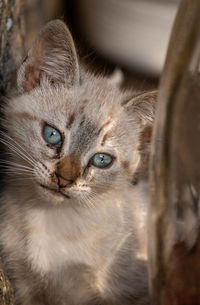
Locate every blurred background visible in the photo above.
<box><xmin>22</xmin><ymin>0</ymin><xmax>180</xmax><ymax>91</ymax></box>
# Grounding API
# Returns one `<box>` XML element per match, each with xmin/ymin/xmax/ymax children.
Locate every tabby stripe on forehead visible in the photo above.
<box><xmin>101</xmin><ymin>131</ymin><xmax>112</xmax><ymax>146</ymax></box>
<box><xmin>66</xmin><ymin>113</ymin><xmax>75</xmax><ymax>129</ymax></box>
<box><xmin>79</xmin><ymin>115</ymin><xmax>86</xmax><ymax>127</ymax></box>
<box><xmin>78</xmin><ymin>99</ymin><xmax>88</xmax><ymax>114</ymax></box>
<box><xmin>97</xmin><ymin>120</ymin><xmax>112</xmax><ymax>135</ymax></box>
<box><xmin>82</xmin><ymin>99</ymin><xmax>88</xmax><ymax>105</ymax></box>
<box><xmin>7</xmin><ymin>112</ymin><xmax>39</xmax><ymax>121</ymax></box>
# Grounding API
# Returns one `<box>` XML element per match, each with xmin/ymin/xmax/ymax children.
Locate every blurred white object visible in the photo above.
<box><xmin>77</xmin><ymin>0</ymin><xmax>180</xmax><ymax>76</ymax></box>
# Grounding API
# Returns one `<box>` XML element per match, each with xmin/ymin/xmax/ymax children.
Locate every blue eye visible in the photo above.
<box><xmin>91</xmin><ymin>153</ymin><xmax>113</xmax><ymax>168</ymax></box>
<box><xmin>43</xmin><ymin>125</ymin><xmax>62</xmax><ymax>147</ymax></box>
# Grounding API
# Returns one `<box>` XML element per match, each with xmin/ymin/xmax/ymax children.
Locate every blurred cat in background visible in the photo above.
<box><xmin>0</xmin><ymin>20</ymin><xmax>156</xmax><ymax>305</ymax></box>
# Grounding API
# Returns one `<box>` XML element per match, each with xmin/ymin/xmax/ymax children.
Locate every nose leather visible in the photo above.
<box><xmin>56</xmin><ymin>155</ymin><xmax>80</xmax><ymax>187</ymax></box>
<box><xmin>57</xmin><ymin>175</ymin><xmax>74</xmax><ymax>188</ymax></box>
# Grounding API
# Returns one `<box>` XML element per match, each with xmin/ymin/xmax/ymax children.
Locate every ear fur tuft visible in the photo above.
<box><xmin>123</xmin><ymin>90</ymin><xmax>157</xmax><ymax>182</ymax></box>
<box><xmin>17</xmin><ymin>20</ymin><xmax>80</xmax><ymax>93</ymax></box>
<box><xmin>123</xmin><ymin>90</ymin><xmax>157</xmax><ymax>125</ymax></box>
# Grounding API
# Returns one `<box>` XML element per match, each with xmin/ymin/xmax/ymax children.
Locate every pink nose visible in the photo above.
<box><xmin>57</xmin><ymin>175</ymin><xmax>74</xmax><ymax>188</ymax></box>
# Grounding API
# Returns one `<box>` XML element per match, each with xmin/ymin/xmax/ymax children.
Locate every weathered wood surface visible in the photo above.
<box><xmin>0</xmin><ymin>0</ymin><xmax>62</xmax><ymax>95</ymax></box>
<box><xmin>0</xmin><ymin>0</ymin><xmax>25</xmax><ymax>94</ymax></box>
<box><xmin>149</xmin><ymin>0</ymin><xmax>200</xmax><ymax>304</ymax></box>
<box><xmin>0</xmin><ymin>259</ymin><xmax>14</xmax><ymax>305</ymax></box>
<box><xmin>0</xmin><ymin>1</ymin><xmax>24</xmax><ymax>303</ymax></box>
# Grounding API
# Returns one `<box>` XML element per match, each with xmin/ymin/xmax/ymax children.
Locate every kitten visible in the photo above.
<box><xmin>0</xmin><ymin>20</ymin><xmax>156</xmax><ymax>305</ymax></box>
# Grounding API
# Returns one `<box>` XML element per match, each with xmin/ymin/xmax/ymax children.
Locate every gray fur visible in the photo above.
<box><xmin>17</xmin><ymin>20</ymin><xmax>80</xmax><ymax>93</ymax></box>
<box><xmin>0</xmin><ymin>20</ymin><xmax>156</xmax><ymax>305</ymax></box>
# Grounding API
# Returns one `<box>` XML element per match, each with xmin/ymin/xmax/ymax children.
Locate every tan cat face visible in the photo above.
<box><xmin>2</xmin><ymin>20</ymin><xmax>156</xmax><ymax>207</ymax></box>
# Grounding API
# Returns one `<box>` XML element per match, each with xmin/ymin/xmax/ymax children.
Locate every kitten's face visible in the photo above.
<box><xmin>5</xmin><ymin>80</ymin><xmax>141</xmax><ymax>206</ymax></box>
<box><xmin>2</xmin><ymin>20</ymin><xmax>155</xmax><ymax>207</ymax></box>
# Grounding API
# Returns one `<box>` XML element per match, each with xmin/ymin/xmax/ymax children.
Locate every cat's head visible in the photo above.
<box><xmin>2</xmin><ymin>20</ymin><xmax>156</xmax><ymax>207</ymax></box>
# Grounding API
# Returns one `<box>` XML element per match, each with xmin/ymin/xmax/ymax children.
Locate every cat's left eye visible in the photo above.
<box><xmin>43</xmin><ymin>124</ymin><xmax>62</xmax><ymax>147</ymax></box>
<box><xmin>90</xmin><ymin>153</ymin><xmax>113</xmax><ymax>169</ymax></box>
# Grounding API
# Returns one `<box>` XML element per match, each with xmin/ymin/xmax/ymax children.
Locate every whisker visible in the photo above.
<box><xmin>0</xmin><ymin>167</ymin><xmax>34</xmax><ymax>175</ymax></box>
<box><xmin>0</xmin><ymin>159</ymin><xmax>34</xmax><ymax>171</ymax></box>
<box><xmin>0</xmin><ymin>131</ymin><xmax>37</xmax><ymax>166</ymax></box>
<box><xmin>7</xmin><ymin>177</ymin><xmax>35</xmax><ymax>182</ymax></box>
<box><xmin>1</xmin><ymin>139</ymin><xmax>36</xmax><ymax>167</ymax></box>
<box><xmin>80</xmin><ymin>195</ymin><xmax>92</xmax><ymax>209</ymax></box>
<box><xmin>6</xmin><ymin>173</ymin><xmax>34</xmax><ymax>176</ymax></box>
<box><xmin>79</xmin><ymin>193</ymin><xmax>96</xmax><ymax>210</ymax></box>
<box><xmin>0</xmin><ymin>164</ymin><xmax>33</xmax><ymax>171</ymax></box>
<box><xmin>0</xmin><ymin>130</ymin><xmax>31</xmax><ymax>154</ymax></box>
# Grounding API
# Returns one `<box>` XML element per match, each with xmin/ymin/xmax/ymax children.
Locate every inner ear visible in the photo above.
<box><xmin>133</xmin><ymin>124</ymin><xmax>153</xmax><ymax>183</ymax></box>
<box><xmin>122</xmin><ymin>91</ymin><xmax>157</xmax><ymax>150</ymax></box>
<box><xmin>123</xmin><ymin>89</ymin><xmax>157</xmax><ymax>151</ymax></box>
<box><xmin>122</xmin><ymin>90</ymin><xmax>157</xmax><ymax>182</ymax></box>
<box><xmin>122</xmin><ymin>90</ymin><xmax>157</xmax><ymax>125</ymax></box>
<box><xmin>17</xmin><ymin>20</ymin><xmax>80</xmax><ymax>93</ymax></box>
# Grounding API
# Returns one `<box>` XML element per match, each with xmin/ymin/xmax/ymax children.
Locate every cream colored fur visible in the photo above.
<box><xmin>0</xmin><ymin>20</ymin><xmax>156</xmax><ymax>305</ymax></box>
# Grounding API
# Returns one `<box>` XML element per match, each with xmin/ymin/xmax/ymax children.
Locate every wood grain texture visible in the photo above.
<box><xmin>0</xmin><ymin>258</ymin><xmax>14</xmax><ymax>305</ymax></box>
<box><xmin>148</xmin><ymin>0</ymin><xmax>200</xmax><ymax>304</ymax></box>
<box><xmin>0</xmin><ymin>0</ymin><xmax>25</xmax><ymax>94</ymax></box>
<box><xmin>0</xmin><ymin>1</ymin><xmax>25</xmax><ymax>303</ymax></box>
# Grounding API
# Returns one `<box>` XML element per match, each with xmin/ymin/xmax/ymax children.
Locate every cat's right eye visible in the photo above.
<box><xmin>43</xmin><ymin>124</ymin><xmax>62</xmax><ymax>147</ymax></box>
<box><xmin>90</xmin><ymin>153</ymin><xmax>113</xmax><ymax>169</ymax></box>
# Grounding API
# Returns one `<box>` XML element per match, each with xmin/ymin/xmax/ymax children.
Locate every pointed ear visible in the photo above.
<box><xmin>17</xmin><ymin>20</ymin><xmax>80</xmax><ymax>93</ymax></box>
<box><xmin>123</xmin><ymin>90</ymin><xmax>157</xmax><ymax>181</ymax></box>
<box><xmin>122</xmin><ymin>90</ymin><xmax>157</xmax><ymax>126</ymax></box>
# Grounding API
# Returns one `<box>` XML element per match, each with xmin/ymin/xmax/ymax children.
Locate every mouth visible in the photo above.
<box><xmin>39</xmin><ymin>184</ymin><xmax>70</xmax><ymax>199</ymax></box>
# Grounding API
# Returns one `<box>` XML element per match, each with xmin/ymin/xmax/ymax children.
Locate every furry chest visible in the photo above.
<box><xmin>25</xmin><ymin>224</ymin><xmax>98</xmax><ymax>275</ymax></box>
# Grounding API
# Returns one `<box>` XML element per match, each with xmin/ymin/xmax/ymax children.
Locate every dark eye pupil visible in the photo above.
<box><xmin>43</xmin><ymin>124</ymin><xmax>62</xmax><ymax>147</ymax></box>
<box><xmin>90</xmin><ymin>153</ymin><xmax>113</xmax><ymax>168</ymax></box>
<box><xmin>100</xmin><ymin>155</ymin><xmax>105</xmax><ymax>162</ymax></box>
<box><xmin>51</xmin><ymin>131</ymin><xmax>57</xmax><ymax>137</ymax></box>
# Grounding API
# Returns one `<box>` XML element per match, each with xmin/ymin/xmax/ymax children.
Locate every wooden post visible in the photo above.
<box><xmin>0</xmin><ymin>0</ymin><xmax>25</xmax><ymax>94</ymax></box>
<box><xmin>0</xmin><ymin>1</ymin><xmax>25</xmax><ymax>303</ymax></box>
<box><xmin>0</xmin><ymin>0</ymin><xmax>62</xmax><ymax>95</ymax></box>
<box><xmin>149</xmin><ymin>0</ymin><xmax>200</xmax><ymax>304</ymax></box>
<box><xmin>0</xmin><ymin>259</ymin><xmax>14</xmax><ymax>305</ymax></box>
